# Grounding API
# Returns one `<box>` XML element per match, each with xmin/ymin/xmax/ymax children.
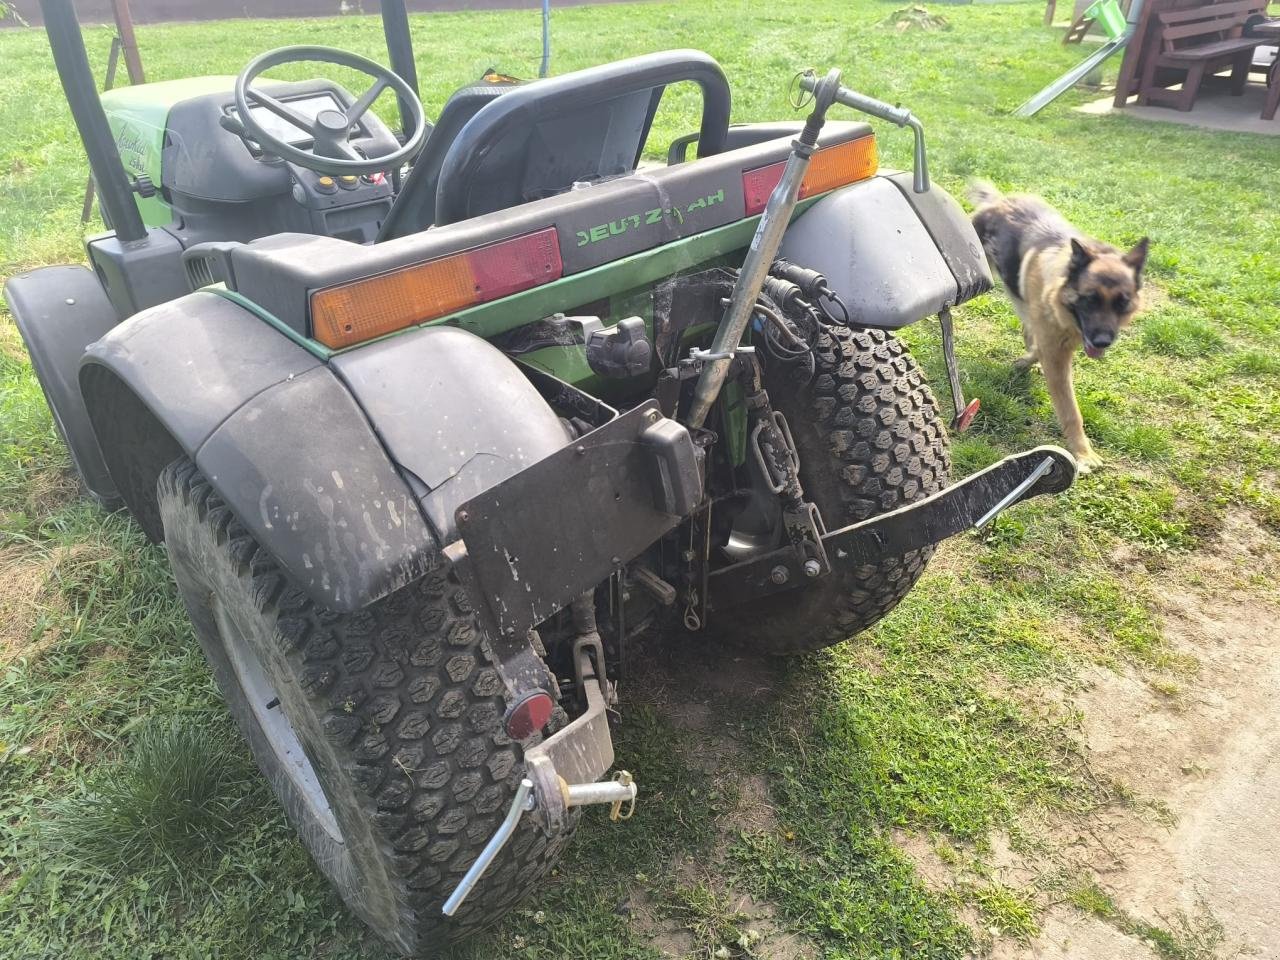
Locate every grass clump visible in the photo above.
<box><xmin>1066</xmin><ymin>473</ymin><xmax>1201</xmax><ymax>551</ymax></box>
<box><xmin>44</xmin><ymin>719</ymin><xmax>260</xmax><ymax>884</ymax></box>
<box><xmin>1225</xmin><ymin>348</ymin><xmax>1280</xmax><ymax>378</ymax></box>
<box><xmin>663</xmin><ymin>882</ymin><xmax>753</xmax><ymax>956</ymax></box>
<box><xmin>1139</xmin><ymin>311</ymin><xmax>1227</xmax><ymax>360</ymax></box>
<box><xmin>968</xmin><ymin>881</ymin><xmax>1039</xmax><ymax>940</ymax></box>
<box><xmin>1068</xmin><ymin>881</ymin><xmax>1225</xmax><ymax>960</ymax></box>
<box><xmin>734</xmin><ymin>830</ymin><xmax>974</xmax><ymax>959</ymax></box>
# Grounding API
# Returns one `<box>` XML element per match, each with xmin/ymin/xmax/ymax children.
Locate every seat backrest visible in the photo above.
<box><xmin>376</xmin><ymin>77</ymin><xmax>517</xmax><ymax>242</ymax></box>
<box><xmin>1157</xmin><ymin>0</ymin><xmax>1260</xmax><ymax>45</ymax></box>
<box><xmin>433</xmin><ymin>50</ymin><xmax>731</xmax><ymax>227</ymax></box>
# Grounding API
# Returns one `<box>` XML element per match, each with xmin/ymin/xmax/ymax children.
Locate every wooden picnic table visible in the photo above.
<box><xmin>1251</xmin><ymin>18</ymin><xmax>1280</xmax><ymax>118</ymax></box>
<box><xmin>1137</xmin><ymin>0</ymin><xmax>1268</xmax><ymax>111</ymax></box>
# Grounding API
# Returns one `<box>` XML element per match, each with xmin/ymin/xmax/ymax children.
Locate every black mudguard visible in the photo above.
<box><xmin>778</xmin><ymin>174</ymin><xmax>992</xmax><ymax>329</ymax></box>
<box><xmin>329</xmin><ymin>325</ymin><xmax>571</xmax><ymax>544</ymax></box>
<box><xmin>3</xmin><ymin>264</ymin><xmax>122</xmax><ymax>504</ymax></box>
<box><xmin>77</xmin><ymin>291</ymin><xmax>573</xmax><ymax>612</ymax></box>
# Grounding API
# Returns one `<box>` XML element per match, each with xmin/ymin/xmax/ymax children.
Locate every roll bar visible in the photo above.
<box><xmin>379</xmin><ymin>0</ymin><xmax>422</xmax><ymax>139</ymax></box>
<box><xmin>40</xmin><ymin>0</ymin><xmax>147</xmax><ymax>243</ymax></box>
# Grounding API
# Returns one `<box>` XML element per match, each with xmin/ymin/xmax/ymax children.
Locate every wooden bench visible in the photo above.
<box><xmin>1138</xmin><ymin>0</ymin><xmax>1265</xmax><ymax>110</ymax></box>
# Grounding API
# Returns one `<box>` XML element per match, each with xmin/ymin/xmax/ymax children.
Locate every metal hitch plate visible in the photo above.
<box><xmin>708</xmin><ymin>445</ymin><xmax>1077</xmax><ymax>610</ymax></box>
<box><xmin>453</xmin><ymin>400</ymin><xmax>700</xmax><ymax>642</ymax></box>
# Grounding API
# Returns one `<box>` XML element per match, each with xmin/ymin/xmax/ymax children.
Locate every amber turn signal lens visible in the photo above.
<box><xmin>310</xmin><ymin>227</ymin><xmax>564</xmax><ymax>349</ymax></box>
<box><xmin>741</xmin><ymin>134</ymin><xmax>879</xmax><ymax>216</ymax></box>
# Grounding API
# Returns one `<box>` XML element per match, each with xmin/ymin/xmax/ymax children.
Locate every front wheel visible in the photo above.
<box><xmin>717</xmin><ymin>326</ymin><xmax>950</xmax><ymax>654</ymax></box>
<box><xmin>157</xmin><ymin>459</ymin><xmax>573</xmax><ymax>956</ymax></box>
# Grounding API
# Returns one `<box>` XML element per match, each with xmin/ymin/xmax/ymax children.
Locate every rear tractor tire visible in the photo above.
<box><xmin>157</xmin><ymin>458</ymin><xmax>573</xmax><ymax>956</ymax></box>
<box><xmin>718</xmin><ymin>325</ymin><xmax>950</xmax><ymax>654</ymax></box>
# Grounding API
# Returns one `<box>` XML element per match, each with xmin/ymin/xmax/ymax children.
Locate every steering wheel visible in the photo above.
<box><xmin>234</xmin><ymin>45</ymin><xmax>428</xmax><ymax>177</ymax></box>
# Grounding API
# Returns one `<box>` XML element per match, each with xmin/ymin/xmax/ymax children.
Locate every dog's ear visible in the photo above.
<box><xmin>1124</xmin><ymin>237</ymin><xmax>1150</xmax><ymax>282</ymax></box>
<box><xmin>1068</xmin><ymin>237</ymin><xmax>1094</xmax><ymax>278</ymax></box>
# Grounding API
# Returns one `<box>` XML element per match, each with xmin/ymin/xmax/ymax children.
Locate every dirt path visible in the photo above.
<box><xmin>998</xmin><ymin>516</ymin><xmax>1280</xmax><ymax>960</ymax></box>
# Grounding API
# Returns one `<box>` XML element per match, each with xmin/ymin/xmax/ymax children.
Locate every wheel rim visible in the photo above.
<box><xmin>213</xmin><ymin>599</ymin><xmax>342</xmax><ymax>842</ymax></box>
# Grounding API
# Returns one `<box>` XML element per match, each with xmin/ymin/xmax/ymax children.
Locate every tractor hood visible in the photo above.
<box><xmin>101</xmin><ymin>76</ymin><xmax>236</xmax><ymax>226</ymax></box>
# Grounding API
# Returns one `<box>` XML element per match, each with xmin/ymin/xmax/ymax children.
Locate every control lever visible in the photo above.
<box><xmin>798</xmin><ymin>73</ymin><xmax>930</xmax><ymax>193</ymax></box>
<box><xmin>219</xmin><ymin>113</ymin><xmax>249</xmax><ymax>138</ymax></box>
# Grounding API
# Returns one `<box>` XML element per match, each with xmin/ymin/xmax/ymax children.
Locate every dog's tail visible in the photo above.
<box><xmin>966</xmin><ymin>179</ymin><xmax>1003</xmax><ymax>209</ymax></box>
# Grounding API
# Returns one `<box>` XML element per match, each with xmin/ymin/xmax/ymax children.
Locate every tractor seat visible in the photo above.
<box><xmin>378</xmin><ymin>50</ymin><xmax>731</xmax><ymax>239</ymax></box>
<box><xmin>375</xmin><ymin>77</ymin><xmax>516</xmax><ymax>242</ymax></box>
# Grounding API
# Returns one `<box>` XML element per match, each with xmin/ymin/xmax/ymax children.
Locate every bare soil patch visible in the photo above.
<box><xmin>997</xmin><ymin>514</ymin><xmax>1280</xmax><ymax>959</ymax></box>
<box><xmin>625</xmin><ymin>639</ymin><xmax>815</xmax><ymax>958</ymax></box>
<box><xmin>889</xmin><ymin>514</ymin><xmax>1280</xmax><ymax>958</ymax></box>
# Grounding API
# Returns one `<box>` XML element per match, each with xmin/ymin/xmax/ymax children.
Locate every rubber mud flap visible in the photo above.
<box><xmin>4</xmin><ymin>264</ymin><xmax>120</xmax><ymax>503</ymax></box>
<box><xmin>455</xmin><ymin>401</ymin><xmax>693</xmax><ymax>641</ymax></box>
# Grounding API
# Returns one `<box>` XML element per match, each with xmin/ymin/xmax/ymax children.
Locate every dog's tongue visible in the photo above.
<box><xmin>1083</xmin><ymin>342</ymin><xmax>1107</xmax><ymax>360</ymax></box>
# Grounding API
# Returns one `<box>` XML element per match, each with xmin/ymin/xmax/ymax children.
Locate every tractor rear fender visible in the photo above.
<box><xmin>779</xmin><ymin>174</ymin><xmax>992</xmax><ymax>328</ymax></box>
<box><xmin>78</xmin><ymin>291</ymin><xmax>573</xmax><ymax>612</ymax></box>
<box><xmin>326</xmin><ymin>325</ymin><xmax>572</xmax><ymax>544</ymax></box>
<box><xmin>3</xmin><ymin>264</ymin><xmax>122</xmax><ymax>504</ymax></box>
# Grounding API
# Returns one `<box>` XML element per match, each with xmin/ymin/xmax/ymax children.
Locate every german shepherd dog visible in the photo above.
<box><xmin>969</xmin><ymin>182</ymin><xmax>1148</xmax><ymax>473</ymax></box>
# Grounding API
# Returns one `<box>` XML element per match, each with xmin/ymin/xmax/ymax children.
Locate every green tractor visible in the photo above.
<box><xmin>6</xmin><ymin>0</ymin><xmax>1077</xmax><ymax>953</ymax></box>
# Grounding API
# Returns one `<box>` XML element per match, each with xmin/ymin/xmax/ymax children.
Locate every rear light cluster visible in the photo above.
<box><xmin>308</xmin><ymin>134</ymin><xmax>877</xmax><ymax>350</ymax></box>
<box><xmin>310</xmin><ymin>227</ymin><xmax>563</xmax><ymax>349</ymax></box>
<box><xmin>741</xmin><ymin>133</ymin><xmax>879</xmax><ymax>216</ymax></box>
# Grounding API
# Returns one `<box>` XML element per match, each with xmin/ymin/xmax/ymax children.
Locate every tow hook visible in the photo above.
<box><xmin>441</xmin><ymin>769</ymin><xmax>638</xmax><ymax>917</ymax></box>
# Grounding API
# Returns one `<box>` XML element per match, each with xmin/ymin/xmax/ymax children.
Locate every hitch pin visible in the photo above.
<box><xmin>974</xmin><ymin>457</ymin><xmax>1056</xmax><ymax>530</ymax></box>
<box><xmin>441</xmin><ymin>772</ymin><xmax>638</xmax><ymax>917</ymax></box>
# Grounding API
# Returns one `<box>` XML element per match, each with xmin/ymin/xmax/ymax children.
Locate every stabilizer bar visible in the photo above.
<box><xmin>707</xmin><ymin>445</ymin><xmax>1077</xmax><ymax>610</ymax></box>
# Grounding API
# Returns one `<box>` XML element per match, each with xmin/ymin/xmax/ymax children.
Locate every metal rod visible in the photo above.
<box><xmin>565</xmin><ymin>780</ymin><xmax>635</xmax><ymax>807</ymax></box>
<box><xmin>685</xmin><ymin>71</ymin><xmax>841</xmax><ymax>429</ymax></box>
<box><xmin>540</xmin><ymin>0</ymin><xmax>552</xmax><ymax>78</ymax></box>
<box><xmin>41</xmin><ymin>0</ymin><xmax>146</xmax><ymax>243</ymax></box>
<box><xmin>110</xmin><ymin>0</ymin><xmax>144</xmax><ymax>84</ymax></box>
<box><xmin>810</xmin><ymin>76</ymin><xmax>931</xmax><ymax>193</ymax></box>
<box><xmin>441</xmin><ymin>778</ymin><xmax>536</xmax><ymax>917</ymax></box>
<box><xmin>81</xmin><ymin>35</ymin><xmax>121</xmax><ymax>224</ymax></box>
<box><xmin>380</xmin><ymin>0</ymin><xmax>421</xmax><ymax>138</ymax></box>
<box><xmin>684</xmin><ymin>149</ymin><xmax>809</xmax><ymax>429</ymax></box>
<box><xmin>1013</xmin><ymin>33</ymin><xmax>1130</xmax><ymax>117</ymax></box>
<box><xmin>974</xmin><ymin>457</ymin><xmax>1056</xmax><ymax>529</ymax></box>
<box><xmin>907</xmin><ymin>117</ymin><xmax>929</xmax><ymax>193</ymax></box>
<box><xmin>938</xmin><ymin>306</ymin><xmax>965</xmax><ymax>424</ymax></box>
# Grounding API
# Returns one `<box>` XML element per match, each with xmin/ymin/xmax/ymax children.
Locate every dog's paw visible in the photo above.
<box><xmin>1012</xmin><ymin>353</ymin><xmax>1038</xmax><ymax>371</ymax></box>
<box><xmin>1074</xmin><ymin>450</ymin><xmax>1104</xmax><ymax>474</ymax></box>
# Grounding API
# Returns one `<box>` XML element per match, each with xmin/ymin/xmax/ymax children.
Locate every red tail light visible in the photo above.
<box><xmin>504</xmin><ymin>691</ymin><xmax>555</xmax><ymax>740</ymax></box>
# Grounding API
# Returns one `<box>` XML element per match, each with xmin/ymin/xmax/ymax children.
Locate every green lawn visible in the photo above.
<box><xmin>2</xmin><ymin>2</ymin><xmax>1278</xmax><ymax>958</ymax></box>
